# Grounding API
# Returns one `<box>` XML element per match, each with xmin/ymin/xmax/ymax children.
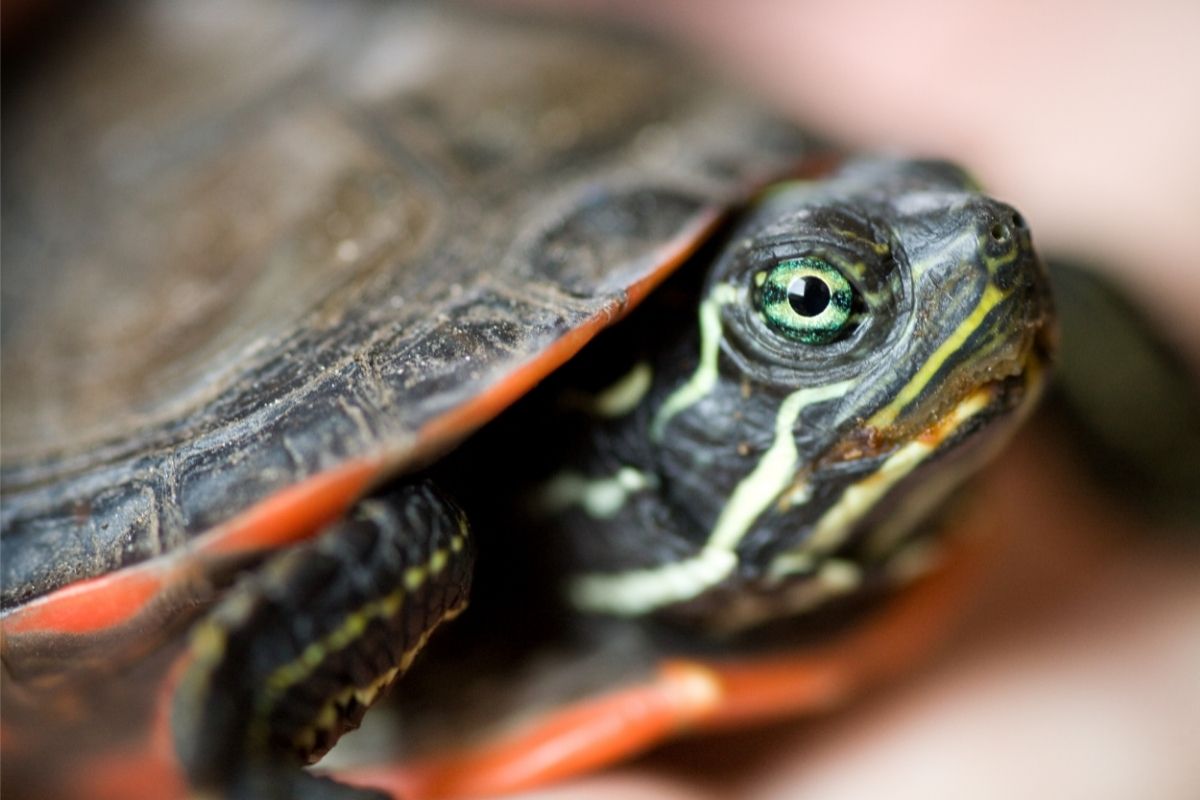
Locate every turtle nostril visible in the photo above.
<box><xmin>1010</xmin><ymin>212</ymin><xmax>1026</xmax><ymax>230</ymax></box>
<box><xmin>989</xmin><ymin>222</ymin><xmax>1010</xmax><ymax>242</ymax></box>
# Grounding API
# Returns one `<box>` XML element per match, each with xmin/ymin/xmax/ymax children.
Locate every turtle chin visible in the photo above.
<box><xmin>654</xmin><ymin>352</ymin><xmax>1052</xmax><ymax>639</ymax></box>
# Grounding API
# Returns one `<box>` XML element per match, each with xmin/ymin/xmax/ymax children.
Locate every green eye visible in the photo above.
<box><xmin>758</xmin><ymin>257</ymin><xmax>855</xmax><ymax>344</ymax></box>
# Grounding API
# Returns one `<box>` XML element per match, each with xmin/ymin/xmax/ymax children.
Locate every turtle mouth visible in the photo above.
<box><xmin>896</xmin><ymin>287</ymin><xmax>1056</xmax><ymax>456</ymax></box>
<box><xmin>686</xmin><ymin>343</ymin><xmax>1051</xmax><ymax>637</ymax></box>
<box><xmin>922</xmin><ymin>342</ymin><xmax>1048</xmax><ymax>451</ymax></box>
<box><xmin>848</xmin><ymin>329</ymin><xmax>1053</xmax><ymax>549</ymax></box>
<box><xmin>969</xmin><ymin>308</ymin><xmax>1055</xmax><ymax>426</ymax></box>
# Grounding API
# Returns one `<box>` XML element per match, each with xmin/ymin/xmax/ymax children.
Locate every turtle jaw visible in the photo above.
<box><xmin>657</xmin><ymin>366</ymin><xmax>1047</xmax><ymax>637</ymax></box>
<box><xmin>892</xmin><ymin>291</ymin><xmax>1054</xmax><ymax>449</ymax></box>
<box><xmin>668</xmin><ymin>368</ymin><xmax>1042</xmax><ymax>636</ymax></box>
<box><xmin>652</xmin><ymin>255</ymin><xmax>1056</xmax><ymax>637</ymax></box>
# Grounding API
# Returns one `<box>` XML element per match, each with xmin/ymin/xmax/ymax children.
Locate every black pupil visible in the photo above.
<box><xmin>787</xmin><ymin>276</ymin><xmax>831</xmax><ymax>317</ymax></box>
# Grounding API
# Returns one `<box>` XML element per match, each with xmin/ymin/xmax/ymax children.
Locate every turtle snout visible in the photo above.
<box><xmin>975</xmin><ymin>199</ymin><xmax>1056</xmax><ymax>363</ymax></box>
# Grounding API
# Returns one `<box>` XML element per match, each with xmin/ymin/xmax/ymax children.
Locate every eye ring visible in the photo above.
<box><xmin>756</xmin><ymin>257</ymin><xmax>856</xmax><ymax>344</ymax></box>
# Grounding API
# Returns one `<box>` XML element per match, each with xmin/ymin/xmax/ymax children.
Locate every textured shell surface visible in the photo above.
<box><xmin>0</xmin><ymin>1</ymin><xmax>809</xmax><ymax>605</ymax></box>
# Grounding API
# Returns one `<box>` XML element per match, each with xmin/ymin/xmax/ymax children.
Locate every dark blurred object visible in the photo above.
<box><xmin>2</xmin><ymin>0</ymin><xmax>107</xmax><ymax>99</ymax></box>
<box><xmin>1047</xmin><ymin>261</ymin><xmax>1200</xmax><ymax>528</ymax></box>
<box><xmin>2</xmin><ymin>0</ymin><xmax>49</xmax><ymax>41</ymax></box>
<box><xmin>2</xmin><ymin>0</ymin><xmax>67</xmax><ymax>54</ymax></box>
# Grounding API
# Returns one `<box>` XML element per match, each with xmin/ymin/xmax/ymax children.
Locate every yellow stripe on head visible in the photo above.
<box><xmin>869</xmin><ymin>282</ymin><xmax>1006</xmax><ymax>428</ymax></box>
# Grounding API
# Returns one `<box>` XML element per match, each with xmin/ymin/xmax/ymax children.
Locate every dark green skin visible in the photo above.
<box><xmin>0</xmin><ymin>4</ymin><xmax>1052</xmax><ymax>799</ymax></box>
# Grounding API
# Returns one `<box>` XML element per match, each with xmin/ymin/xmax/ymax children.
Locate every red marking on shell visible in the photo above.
<box><xmin>2</xmin><ymin>458</ymin><xmax>382</xmax><ymax>638</ymax></box>
<box><xmin>339</xmin><ymin>536</ymin><xmax>980</xmax><ymax>799</ymax></box>
<box><xmin>1</xmin><ymin>566</ymin><xmax>171</xmax><ymax>636</ymax></box>
<box><xmin>0</xmin><ymin>200</ymin><xmax>726</xmax><ymax>641</ymax></box>
<box><xmin>196</xmin><ymin>456</ymin><xmax>383</xmax><ymax>558</ymax></box>
<box><xmin>674</xmin><ymin>533</ymin><xmax>979</xmax><ymax>732</ymax></box>
<box><xmin>340</xmin><ymin>665</ymin><xmax>721</xmax><ymax>799</ymax></box>
<box><xmin>62</xmin><ymin>747</ymin><xmax>183</xmax><ymax>800</ymax></box>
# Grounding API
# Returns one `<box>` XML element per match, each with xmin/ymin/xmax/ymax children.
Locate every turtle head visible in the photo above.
<box><xmin>565</xmin><ymin>158</ymin><xmax>1053</xmax><ymax>634</ymax></box>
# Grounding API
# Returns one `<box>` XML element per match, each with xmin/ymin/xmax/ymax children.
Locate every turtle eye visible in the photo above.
<box><xmin>757</xmin><ymin>257</ymin><xmax>856</xmax><ymax>344</ymax></box>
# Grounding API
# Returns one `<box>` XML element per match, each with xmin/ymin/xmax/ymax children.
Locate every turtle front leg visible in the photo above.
<box><xmin>171</xmin><ymin>481</ymin><xmax>472</xmax><ymax>800</ymax></box>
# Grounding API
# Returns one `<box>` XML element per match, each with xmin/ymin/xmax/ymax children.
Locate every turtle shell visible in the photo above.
<box><xmin>0</xmin><ymin>3</ymin><xmax>810</xmax><ymax>611</ymax></box>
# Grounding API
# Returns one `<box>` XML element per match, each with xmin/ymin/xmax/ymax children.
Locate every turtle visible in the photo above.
<box><xmin>0</xmin><ymin>3</ymin><xmax>1054</xmax><ymax>799</ymax></box>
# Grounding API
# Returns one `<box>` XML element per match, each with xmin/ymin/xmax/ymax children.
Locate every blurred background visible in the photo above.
<box><xmin>4</xmin><ymin>2</ymin><xmax>1198</xmax><ymax>798</ymax></box>
<box><xmin>504</xmin><ymin>0</ymin><xmax>1200</xmax><ymax>368</ymax></box>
